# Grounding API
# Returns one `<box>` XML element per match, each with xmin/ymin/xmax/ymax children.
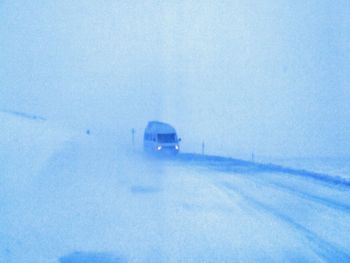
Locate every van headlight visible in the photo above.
<box><xmin>157</xmin><ymin>146</ymin><xmax>162</xmax><ymax>150</ymax></box>
<box><xmin>175</xmin><ymin>145</ymin><xmax>179</xmax><ymax>150</ymax></box>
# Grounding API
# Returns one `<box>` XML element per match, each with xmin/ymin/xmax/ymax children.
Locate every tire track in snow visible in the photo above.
<box><xmin>220</xmin><ymin>182</ymin><xmax>350</xmax><ymax>262</ymax></box>
<box><xmin>258</xmin><ymin>179</ymin><xmax>350</xmax><ymax>213</ymax></box>
<box><xmin>176</xmin><ymin>153</ymin><xmax>350</xmax><ymax>188</ymax></box>
<box><xmin>220</xmin><ymin>172</ymin><xmax>350</xmax><ymax>214</ymax></box>
<box><xmin>175</xmin><ymin>154</ymin><xmax>350</xmax><ymax>213</ymax></box>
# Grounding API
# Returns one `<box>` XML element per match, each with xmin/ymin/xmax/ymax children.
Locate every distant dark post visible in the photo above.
<box><xmin>201</xmin><ymin>141</ymin><xmax>205</xmax><ymax>155</ymax></box>
<box><xmin>131</xmin><ymin>128</ymin><xmax>135</xmax><ymax>149</ymax></box>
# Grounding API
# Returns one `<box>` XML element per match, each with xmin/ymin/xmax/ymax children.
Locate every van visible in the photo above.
<box><xmin>143</xmin><ymin>121</ymin><xmax>181</xmax><ymax>154</ymax></box>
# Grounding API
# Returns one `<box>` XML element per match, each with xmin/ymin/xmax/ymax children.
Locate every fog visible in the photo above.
<box><xmin>1</xmin><ymin>0</ymin><xmax>349</xmax><ymax>158</ymax></box>
<box><xmin>1</xmin><ymin>3</ymin><xmax>350</xmax><ymax>261</ymax></box>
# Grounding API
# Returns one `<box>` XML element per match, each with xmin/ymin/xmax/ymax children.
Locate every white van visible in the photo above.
<box><xmin>143</xmin><ymin>121</ymin><xmax>181</xmax><ymax>154</ymax></box>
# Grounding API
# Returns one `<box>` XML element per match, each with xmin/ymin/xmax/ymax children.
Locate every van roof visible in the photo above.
<box><xmin>145</xmin><ymin>121</ymin><xmax>176</xmax><ymax>134</ymax></box>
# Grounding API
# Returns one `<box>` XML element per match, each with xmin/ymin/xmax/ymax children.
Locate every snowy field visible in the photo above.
<box><xmin>1</xmin><ymin>112</ymin><xmax>350</xmax><ymax>263</ymax></box>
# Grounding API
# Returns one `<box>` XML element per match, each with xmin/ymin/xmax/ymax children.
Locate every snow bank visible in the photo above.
<box><xmin>0</xmin><ymin>111</ymin><xmax>77</xmax><ymax>262</ymax></box>
<box><xmin>0</xmin><ymin>111</ymin><xmax>75</xmax><ymax>180</ymax></box>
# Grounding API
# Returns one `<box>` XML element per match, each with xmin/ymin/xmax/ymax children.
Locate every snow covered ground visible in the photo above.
<box><xmin>1</xmin><ymin>112</ymin><xmax>350</xmax><ymax>263</ymax></box>
<box><xmin>259</xmin><ymin>157</ymin><xmax>350</xmax><ymax>181</ymax></box>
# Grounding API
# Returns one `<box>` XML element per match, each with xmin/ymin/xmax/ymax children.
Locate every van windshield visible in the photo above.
<box><xmin>158</xmin><ymin>133</ymin><xmax>176</xmax><ymax>143</ymax></box>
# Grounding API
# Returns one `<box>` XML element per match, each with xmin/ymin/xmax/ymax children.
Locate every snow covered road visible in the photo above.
<box><xmin>1</xmin><ymin>114</ymin><xmax>350</xmax><ymax>262</ymax></box>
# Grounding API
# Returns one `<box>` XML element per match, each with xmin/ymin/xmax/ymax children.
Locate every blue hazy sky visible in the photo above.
<box><xmin>1</xmin><ymin>0</ymin><xmax>349</xmax><ymax>158</ymax></box>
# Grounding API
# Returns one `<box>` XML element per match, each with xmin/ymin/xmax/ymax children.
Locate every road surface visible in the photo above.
<box><xmin>1</xmin><ymin>114</ymin><xmax>350</xmax><ymax>262</ymax></box>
